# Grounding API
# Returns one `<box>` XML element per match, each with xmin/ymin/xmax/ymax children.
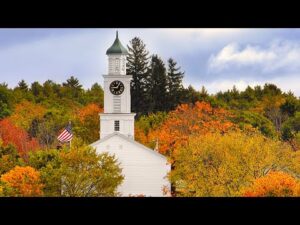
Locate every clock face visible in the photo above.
<box><xmin>109</xmin><ymin>80</ymin><xmax>124</xmax><ymax>95</ymax></box>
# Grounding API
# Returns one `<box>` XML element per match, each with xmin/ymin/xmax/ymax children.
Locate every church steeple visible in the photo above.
<box><xmin>100</xmin><ymin>32</ymin><xmax>136</xmax><ymax>139</ymax></box>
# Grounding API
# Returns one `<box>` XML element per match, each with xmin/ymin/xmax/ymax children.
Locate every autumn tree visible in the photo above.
<box><xmin>243</xmin><ymin>171</ymin><xmax>300</xmax><ymax>197</ymax></box>
<box><xmin>233</xmin><ymin>111</ymin><xmax>277</xmax><ymax>138</ymax></box>
<box><xmin>147</xmin><ymin>101</ymin><xmax>235</xmax><ymax>156</ymax></box>
<box><xmin>28</xmin><ymin>149</ymin><xmax>62</xmax><ymax>196</ymax></box>
<box><xmin>253</xmin><ymin>95</ymin><xmax>287</xmax><ymax>131</ymax></box>
<box><xmin>1</xmin><ymin>166</ymin><xmax>44</xmax><ymax>196</ymax></box>
<box><xmin>27</xmin><ymin>103</ymin><xmax>78</xmax><ymax>149</ymax></box>
<box><xmin>170</xmin><ymin>130</ymin><xmax>291</xmax><ymax>197</ymax></box>
<box><xmin>135</xmin><ymin>112</ymin><xmax>168</xmax><ymax>146</ymax></box>
<box><xmin>0</xmin><ymin>139</ymin><xmax>24</xmax><ymax>175</ymax></box>
<box><xmin>60</xmin><ymin>138</ymin><xmax>124</xmax><ymax>197</ymax></box>
<box><xmin>84</xmin><ymin>83</ymin><xmax>104</xmax><ymax>107</ymax></box>
<box><xmin>74</xmin><ymin>103</ymin><xmax>103</xmax><ymax>143</ymax></box>
<box><xmin>9</xmin><ymin>100</ymin><xmax>46</xmax><ymax>130</ymax></box>
<box><xmin>42</xmin><ymin>80</ymin><xmax>61</xmax><ymax>99</ymax></box>
<box><xmin>0</xmin><ymin>118</ymin><xmax>40</xmax><ymax>159</ymax></box>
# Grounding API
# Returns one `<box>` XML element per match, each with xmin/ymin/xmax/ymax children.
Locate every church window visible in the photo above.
<box><xmin>114</xmin><ymin>120</ymin><xmax>120</xmax><ymax>131</ymax></box>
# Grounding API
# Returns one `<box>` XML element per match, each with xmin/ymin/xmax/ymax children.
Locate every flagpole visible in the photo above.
<box><xmin>69</xmin><ymin>120</ymin><xmax>72</xmax><ymax>149</ymax></box>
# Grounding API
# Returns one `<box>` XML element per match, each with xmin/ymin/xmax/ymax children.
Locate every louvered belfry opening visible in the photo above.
<box><xmin>113</xmin><ymin>95</ymin><xmax>121</xmax><ymax>112</ymax></box>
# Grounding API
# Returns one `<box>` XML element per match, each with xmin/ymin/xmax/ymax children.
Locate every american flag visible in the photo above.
<box><xmin>57</xmin><ymin>122</ymin><xmax>73</xmax><ymax>143</ymax></box>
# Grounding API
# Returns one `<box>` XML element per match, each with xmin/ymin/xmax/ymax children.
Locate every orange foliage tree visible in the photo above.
<box><xmin>146</xmin><ymin>101</ymin><xmax>236</xmax><ymax>156</ymax></box>
<box><xmin>9</xmin><ymin>100</ymin><xmax>46</xmax><ymax>130</ymax></box>
<box><xmin>1</xmin><ymin>166</ymin><xmax>44</xmax><ymax>196</ymax></box>
<box><xmin>74</xmin><ymin>103</ymin><xmax>103</xmax><ymax>143</ymax></box>
<box><xmin>243</xmin><ymin>171</ymin><xmax>300</xmax><ymax>197</ymax></box>
<box><xmin>0</xmin><ymin>118</ymin><xmax>40</xmax><ymax>159</ymax></box>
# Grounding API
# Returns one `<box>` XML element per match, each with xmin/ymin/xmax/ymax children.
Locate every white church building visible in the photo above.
<box><xmin>91</xmin><ymin>32</ymin><xmax>171</xmax><ymax>197</ymax></box>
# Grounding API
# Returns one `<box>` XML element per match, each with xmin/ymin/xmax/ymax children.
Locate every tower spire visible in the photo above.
<box><xmin>106</xmin><ymin>30</ymin><xmax>128</xmax><ymax>55</ymax></box>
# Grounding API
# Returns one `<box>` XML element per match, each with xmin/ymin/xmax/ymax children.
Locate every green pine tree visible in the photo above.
<box><xmin>166</xmin><ymin>58</ymin><xmax>184</xmax><ymax>110</ymax></box>
<box><xmin>17</xmin><ymin>80</ymin><xmax>29</xmax><ymax>92</ymax></box>
<box><xmin>126</xmin><ymin>37</ymin><xmax>150</xmax><ymax>117</ymax></box>
<box><xmin>62</xmin><ymin>76</ymin><xmax>83</xmax><ymax>100</ymax></box>
<box><xmin>147</xmin><ymin>55</ymin><xmax>168</xmax><ymax>113</ymax></box>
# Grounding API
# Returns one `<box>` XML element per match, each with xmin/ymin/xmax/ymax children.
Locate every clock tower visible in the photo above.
<box><xmin>100</xmin><ymin>31</ymin><xmax>136</xmax><ymax>139</ymax></box>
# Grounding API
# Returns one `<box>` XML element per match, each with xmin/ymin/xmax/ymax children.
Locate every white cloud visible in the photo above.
<box><xmin>208</xmin><ymin>40</ymin><xmax>300</xmax><ymax>74</ymax></box>
<box><xmin>190</xmin><ymin>74</ymin><xmax>300</xmax><ymax>97</ymax></box>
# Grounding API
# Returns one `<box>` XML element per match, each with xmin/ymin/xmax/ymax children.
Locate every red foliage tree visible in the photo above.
<box><xmin>0</xmin><ymin>118</ymin><xmax>40</xmax><ymax>159</ymax></box>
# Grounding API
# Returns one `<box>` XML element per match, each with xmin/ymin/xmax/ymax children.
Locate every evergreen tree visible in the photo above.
<box><xmin>43</xmin><ymin>80</ymin><xmax>56</xmax><ymax>98</ymax></box>
<box><xmin>166</xmin><ymin>58</ymin><xmax>184</xmax><ymax>110</ymax></box>
<box><xmin>182</xmin><ymin>85</ymin><xmax>201</xmax><ymax>104</ymax></box>
<box><xmin>254</xmin><ymin>85</ymin><xmax>263</xmax><ymax>100</ymax></box>
<box><xmin>199</xmin><ymin>86</ymin><xmax>209</xmax><ymax>101</ymax></box>
<box><xmin>63</xmin><ymin>76</ymin><xmax>82</xmax><ymax>89</ymax></box>
<box><xmin>126</xmin><ymin>37</ymin><xmax>150</xmax><ymax>116</ymax></box>
<box><xmin>0</xmin><ymin>83</ymin><xmax>12</xmax><ymax>119</ymax></box>
<box><xmin>62</xmin><ymin>76</ymin><xmax>83</xmax><ymax>99</ymax></box>
<box><xmin>147</xmin><ymin>55</ymin><xmax>168</xmax><ymax>113</ymax></box>
<box><xmin>280</xmin><ymin>92</ymin><xmax>299</xmax><ymax>117</ymax></box>
<box><xmin>30</xmin><ymin>81</ymin><xmax>43</xmax><ymax>97</ymax></box>
<box><xmin>263</xmin><ymin>83</ymin><xmax>282</xmax><ymax>96</ymax></box>
<box><xmin>241</xmin><ymin>86</ymin><xmax>256</xmax><ymax>102</ymax></box>
<box><xmin>17</xmin><ymin>80</ymin><xmax>28</xmax><ymax>92</ymax></box>
<box><xmin>230</xmin><ymin>85</ymin><xmax>240</xmax><ymax>99</ymax></box>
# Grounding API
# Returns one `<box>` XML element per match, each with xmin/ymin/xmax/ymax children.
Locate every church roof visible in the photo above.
<box><xmin>106</xmin><ymin>31</ymin><xmax>128</xmax><ymax>55</ymax></box>
<box><xmin>90</xmin><ymin>132</ymin><xmax>167</xmax><ymax>160</ymax></box>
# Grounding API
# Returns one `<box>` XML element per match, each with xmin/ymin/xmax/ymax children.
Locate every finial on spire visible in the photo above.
<box><xmin>116</xmin><ymin>30</ymin><xmax>118</xmax><ymax>39</ymax></box>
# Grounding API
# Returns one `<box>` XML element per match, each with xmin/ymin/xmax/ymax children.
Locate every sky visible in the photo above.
<box><xmin>0</xmin><ymin>28</ymin><xmax>300</xmax><ymax>96</ymax></box>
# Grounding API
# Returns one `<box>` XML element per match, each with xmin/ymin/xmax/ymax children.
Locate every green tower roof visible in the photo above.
<box><xmin>106</xmin><ymin>31</ymin><xmax>128</xmax><ymax>55</ymax></box>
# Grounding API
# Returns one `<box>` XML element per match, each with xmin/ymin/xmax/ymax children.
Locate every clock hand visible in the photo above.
<box><xmin>112</xmin><ymin>84</ymin><xmax>118</xmax><ymax>89</ymax></box>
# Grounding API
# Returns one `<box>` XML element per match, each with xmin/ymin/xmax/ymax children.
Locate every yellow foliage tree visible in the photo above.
<box><xmin>170</xmin><ymin>130</ymin><xmax>292</xmax><ymax>197</ymax></box>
